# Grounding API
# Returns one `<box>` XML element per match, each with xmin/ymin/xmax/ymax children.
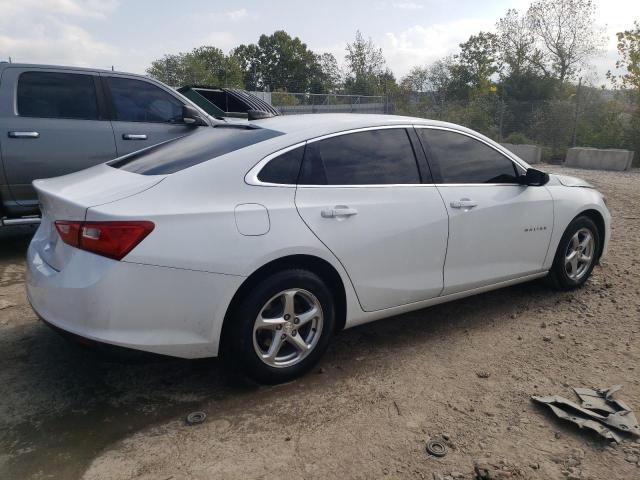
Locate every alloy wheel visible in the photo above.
<box><xmin>252</xmin><ymin>288</ymin><xmax>323</xmax><ymax>368</ymax></box>
<box><xmin>564</xmin><ymin>227</ymin><xmax>595</xmax><ymax>281</ymax></box>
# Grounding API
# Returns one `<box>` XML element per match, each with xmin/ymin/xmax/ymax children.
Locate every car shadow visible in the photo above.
<box><xmin>0</xmin><ymin>225</ymin><xmax>36</xmax><ymax>262</ymax></box>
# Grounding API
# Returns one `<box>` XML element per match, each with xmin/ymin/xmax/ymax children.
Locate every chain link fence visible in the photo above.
<box><xmin>250</xmin><ymin>91</ymin><xmax>388</xmax><ymax>115</ymax></box>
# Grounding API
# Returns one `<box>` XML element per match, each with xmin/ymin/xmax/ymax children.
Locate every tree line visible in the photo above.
<box><xmin>147</xmin><ymin>0</ymin><xmax>640</xmax><ymax>160</ymax></box>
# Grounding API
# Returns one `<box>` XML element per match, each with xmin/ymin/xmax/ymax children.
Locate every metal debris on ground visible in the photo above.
<box><xmin>426</xmin><ymin>439</ymin><xmax>448</xmax><ymax>457</ymax></box>
<box><xmin>186</xmin><ymin>411</ymin><xmax>207</xmax><ymax>425</ymax></box>
<box><xmin>532</xmin><ymin>385</ymin><xmax>640</xmax><ymax>442</ymax></box>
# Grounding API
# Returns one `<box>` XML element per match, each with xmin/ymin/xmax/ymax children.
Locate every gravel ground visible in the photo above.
<box><xmin>0</xmin><ymin>165</ymin><xmax>639</xmax><ymax>480</ymax></box>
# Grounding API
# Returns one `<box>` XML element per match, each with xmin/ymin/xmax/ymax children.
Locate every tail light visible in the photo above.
<box><xmin>55</xmin><ymin>221</ymin><xmax>154</xmax><ymax>260</ymax></box>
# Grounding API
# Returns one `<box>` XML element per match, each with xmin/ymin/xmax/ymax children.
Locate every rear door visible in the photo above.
<box><xmin>103</xmin><ymin>75</ymin><xmax>201</xmax><ymax>156</ymax></box>
<box><xmin>0</xmin><ymin>68</ymin><xmax>117</xmax><ymax>209</ymax></box>
<box><xmin>416</xmin><ymin>127</ymin><xmax>553</xmax><ymax>295</ymax></box>
<box><xmin>294</xmin><ymin>127</ymin><xmax>449</xmax><ymax>312</ymax></box>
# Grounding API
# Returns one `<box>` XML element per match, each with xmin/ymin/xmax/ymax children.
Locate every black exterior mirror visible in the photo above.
<box><xmin>521</xmin><ymin>168</ymin><xmax>549</xmax><ymax>186</ymax></box>
<box><xmin>182</xmin><ymin>105</ymin><xmax>208</xmax><ymax>127</ymax></box>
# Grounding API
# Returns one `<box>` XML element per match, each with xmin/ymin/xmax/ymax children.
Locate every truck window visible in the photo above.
<box><xmin>17</xmin><ymin>71</ymin><xmax>99</xmax><ymax>120</ymax></box>
<box><xmin>107</xmin><ymin>77</ymin><xmax>184</xmax><ymax>124</ymax></box>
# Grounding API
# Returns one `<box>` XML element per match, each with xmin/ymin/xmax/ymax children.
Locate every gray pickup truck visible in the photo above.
<box><xmin>0</xmin><ymin>62</ymin><xmax>213</xmax><ymax>226</ymax></box>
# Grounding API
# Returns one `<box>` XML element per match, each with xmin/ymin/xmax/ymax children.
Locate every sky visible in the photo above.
<box><xmin>0</xmin><ymin>0</ymin><xmax>639</xmax><ymax>87</ymax></box>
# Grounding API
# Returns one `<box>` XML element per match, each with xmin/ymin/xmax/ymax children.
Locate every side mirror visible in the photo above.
<box><xmin>520</xmin><ymin>168</ymin><xmax>549</xmax><ymax>186</ymax></box>
<box><xmin>182</xmin><ymin>105</ymin><xmax>208</xmax><ymax>127</ymax></box>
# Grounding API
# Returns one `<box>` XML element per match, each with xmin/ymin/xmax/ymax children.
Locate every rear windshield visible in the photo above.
<box><xmin>110</xmin><ymin>126</ymin><xmax>284</xmax><ymax>175</ymax></box>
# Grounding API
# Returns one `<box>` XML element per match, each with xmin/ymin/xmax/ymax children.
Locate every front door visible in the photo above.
<box><xmin>103</xmin><ymin>75</ymin><xmax>199</xmax><ymax>156</ymax></box>
<box><xmin>416</xmin><ymin>127</ymin><xmax>553</xmax><ymax>295</ymax></box>
<box><xmin>0</xmin><ymin>68</ymin><xmax>117</xmax><ymax>211</ymax></box>
<box><xmin>295</xmin><ymin>127</ymin><xmax>449</xmax><ymax>312</ymax></box>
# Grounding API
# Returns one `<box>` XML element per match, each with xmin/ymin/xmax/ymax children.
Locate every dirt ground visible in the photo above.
<box><xmin>1</xmin><ymin>165</ymin><xmax>639</xmax><ymax>480</ymax></box>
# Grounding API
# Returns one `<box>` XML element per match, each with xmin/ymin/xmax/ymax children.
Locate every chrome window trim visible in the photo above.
<box><xmin>245</xmin><ymin>141</ymin><xmax>307</xmax><ymax>187</ymax></box>
<box><xmin>436</xmin><ymin>183</ymin><xmax>523</xmax><ymax>187</ymax></box>
<box><xmin>245</xmin><ymin>124</ymin><xmax>528</xmax><ymax>188</ymax></box>
<box><xmin>246</xmin><ymin>125</ymin><xmax>419</xmax><ymax>187</ymax></box>
<box><xmin>304</xmin><ymin>124</ymin><xmax>415</xmax><ymax>144</ymax></box>
<box><xmin>413</xmin><ymin>124</ymin><xmax>529</xmax><ymax>172</ymax></box>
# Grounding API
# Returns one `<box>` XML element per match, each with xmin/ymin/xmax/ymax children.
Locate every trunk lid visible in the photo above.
<box><xmin>32</xmin><ymin>164</ymin><xmax>164</xmax><ymax>271</ymax></box>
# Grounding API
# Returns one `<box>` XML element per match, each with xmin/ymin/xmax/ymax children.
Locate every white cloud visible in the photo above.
<box><xmin>0</xmin><ymin>0</ymin><xmax>119</xmax><ymax>67</ymax></box>
<box><xmin>0</xmin><ymin>0</ymin><xmax>119</xmax><ymax>21</ymax></box>
<box><xmin>383</xmin><ymin>18</ymin><xmax>494</xmax><ymax>78</ymax></box>
<box><xmin>226</xmin><ymin>8</ymin><xmax>248</xmax><ymax>22</ymax></box>
<box><xmin>199</xmin><ymin>31</ymin><xmax>238</xmax><ymax>52</ymax></box>
<box><xmin>0</xmin><ymin>19</ymin><xmax>117</xmax><ymax>67</ymax></box>
<box><xmin>392</xmin><ymin>2</ymin><xmax>424</xmax><ymax>9</ymax></box>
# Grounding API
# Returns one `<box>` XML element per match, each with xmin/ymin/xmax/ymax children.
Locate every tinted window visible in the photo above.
<box><xmin>418</xmin><ymin>129</ymin><xmax>518</xmax><ymax>184</ymax></box>
<box><xmin>17</xmin><ymin>71</ymin><xmax>99</xmax><ymax>120</ymax></box>
<box><xmin>300</xmin><ymin>129</ymin><xmax>420</xmax><ymax>185</ymax></box>
<box><xmin>257</xmin><ymin>146</ymin><xmax>305</xmax><ymax>184</ymax></box>
<box><xmin>110</xmin><ymin>126</ymin><xmax>284</xmax><ymax>175</ymax></box>
<box><xmin>107</xmin><ymin>77</ymin><xmax>183</xmax><ymax>123</ymax></box>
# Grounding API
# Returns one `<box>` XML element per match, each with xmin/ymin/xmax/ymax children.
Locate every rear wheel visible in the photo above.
<box><xmin>223</xmin><ymin>269</ymin><xmax>335</xmax><ymax>384</ymax></box>
<box><xmin>548</xmin><ymin>216</ymin><xmax>600</xmax><ymax>290</ymax></box>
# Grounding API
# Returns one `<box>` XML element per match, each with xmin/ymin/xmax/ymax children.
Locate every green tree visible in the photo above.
<box><xmin>147</xmin><ymin>47</ymin><xmax>243</xmax><ymax>87</ymax></box>
<box><xmin>496</xmin><ymin>9</ymin><xmax>541</xmax><ymax>78</ymax></box>
<box><xmin>231</xmin><ymin>43</ymin><xmax>261</xmax><ymax>90</ymax></box>
<box><xmin>608</xmin><ymin>21</ymin><xmax>640</xmax><ymax>91</ymax></box>
<box><xmin>147</xmin><ymin>53</ymin><xmax>184</xmax><ymax>86</ymax></box>
<box><xmin>316</xmin><ymin>53</ymin><xmax>343</xmax><ymax>93</ymax></box>
<box><xmin>455</xmin><ymin>32</ymin><xmax>500</xmax><ymax>94</ymax></box>
<box><xmin>607</xmin><ymin>21</ymin><xmax>640</xmax><ymax>161</ymax></box>
<box><xmin>527</xmin><ymin>0</ymin><xmax>604</xmax><ymax>82</ymax></box>
<box><xmin>344</xmin><ymin>31</ymin><xmax>391</xmax><ymax>96</ymax></box>
<box><xmin>233</xmin><ymin>31</ymin><xmax>328</xmax><ymax>93</ymax></box>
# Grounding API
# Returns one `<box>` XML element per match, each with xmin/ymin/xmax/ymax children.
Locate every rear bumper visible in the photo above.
<box><xmin>26</xmin><ymin>243</ymin><xmax>244</xmax><ymax>359</ymax></box>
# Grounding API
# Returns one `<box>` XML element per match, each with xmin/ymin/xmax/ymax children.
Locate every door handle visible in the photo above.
<box><xmin>450</xmin><ymin>198</ymin><xmax>478</xmax><ymax>209</ymax></box>
<box><xmin>321</xmin><ymin>206</ymin><xmax>358</xmax><ymax>218</ymax></box>
<box><xmin>8</xmin><ymin>131</ymin><xmax>39</xmax><ymax>138</ymax></box>
<box><xmin>122</xmin><ymin>134</ymin><xmax>148</xmax><ymax>140</ymax></box>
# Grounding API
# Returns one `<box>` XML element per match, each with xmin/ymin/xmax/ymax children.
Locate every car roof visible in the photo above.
<box><xmin>252</xmin><ymin>113</ymin><xmax>467</xmax><ymax>138</ymax></box>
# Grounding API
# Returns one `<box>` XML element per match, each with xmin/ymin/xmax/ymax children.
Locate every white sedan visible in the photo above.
<box><xmin>26</xmin><ymin>114</ymin><xmax>610</xmax><ymax>383</ymax></box>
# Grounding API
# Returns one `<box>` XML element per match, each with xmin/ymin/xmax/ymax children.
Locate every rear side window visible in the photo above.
<box><xmin>107</xmin><ymin>77</ymin><xmax>184</xmax><ymax>124</ymax></box>
<box><xmin>257</xmin><ymin>146</ymin><xmax>305</xmax><ymax>184</ymax></box>
<box><xmin>17</xmin><ymin>71</ymin><xmax>99</xmax><ymax>120</ymax></box>
<box><xmin>418</xmin><ymin>129</ymin><xmax>518</xmax><ymax>184</ymax></box>
<box><xmin>110</xmin><ymin>126</ymin><xmax>284</xmax><ymax>175</ymax></box>
<box><xmin>300</xmin><ymin>129</ymin><xmax>420</xmax><ymax>185</ymax></box>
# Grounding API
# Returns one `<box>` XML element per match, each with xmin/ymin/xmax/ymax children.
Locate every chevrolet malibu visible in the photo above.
<box><xmin>26</xmin><ymin>114</ymin><xmax>611</xmax><ymax>383</ymax></box>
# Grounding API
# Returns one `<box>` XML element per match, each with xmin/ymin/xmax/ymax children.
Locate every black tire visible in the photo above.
<box><xmin>222</xmin><ymin>269</ymin><xmax>335</xmax><ymax>384</ymax></box>
<box><xmin>548</xmin><ymin>215</ymin><xmax>600</xmax><ymax>290</ymax></box>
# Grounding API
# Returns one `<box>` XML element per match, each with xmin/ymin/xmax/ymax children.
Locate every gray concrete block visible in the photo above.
<box><xmin>500</xmin><ymin>143</ymin><xmax>542</xmax><ymax>164</ymax></box>
<box><xmin>565</xmin><ymin>148</ymin><xmax>634</xmax><ymax>171</ymax></box>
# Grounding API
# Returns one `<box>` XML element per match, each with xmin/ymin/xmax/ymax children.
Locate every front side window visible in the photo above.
<box><xmin>300</xmin><ymin>129</ymin><xmax>420</xmax><ymax>185</ymax></box>
<box><xmin>107</xmin><ymin>77</ymin><xmax>184</xmax><ymax>124</ymax></box>
<box><xmin>17</xmin><ymin>71</ymin><xmax>99</xmax><ymax>120</ymax></box>
<box><xmin>418</xmin><ymin>129</ymin><xmax>518</xmax><ymax>184</ymax></box>
<box><xmin>257</xmin><ymin>146</ymin><xmax>305</xmax><ymax>184</ymax></box>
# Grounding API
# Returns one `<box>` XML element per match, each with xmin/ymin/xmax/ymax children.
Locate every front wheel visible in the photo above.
<box><xmin>223</xmin><ymin>269</ymin><xmax>335</xmax><ymax>384</ymax></box>
<box><xmin>548</xmin><ymin>216</ymin><xmax>600</xmax><ymax>290</ymax></box>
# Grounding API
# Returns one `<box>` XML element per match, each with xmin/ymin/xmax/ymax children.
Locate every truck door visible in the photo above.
<box><xmin>0</xmin><ymin>67</ymin><xmax>117</xmax><ymax>211</ymax></box>
<box><xmin>102</xmin><ymin>75</ymin><xmax>203</xmax><ymax>156</ymax></box>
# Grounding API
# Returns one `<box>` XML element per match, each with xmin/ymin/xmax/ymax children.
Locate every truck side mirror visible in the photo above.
<box><xmin>182</xmin><ymin>105</ymin><xmax>208</xmax><ymax>127</ymax></box>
